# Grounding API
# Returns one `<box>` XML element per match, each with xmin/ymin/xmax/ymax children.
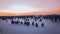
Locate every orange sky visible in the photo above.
<box><xmin>0</xmin><ymin>0</ymin><xmax>60</xmax><ymax>16</ymax></box>
<box><xmin>0</xmin><ymin>9</ymin><xmax>60</xmax><ymax>16</ymax></box>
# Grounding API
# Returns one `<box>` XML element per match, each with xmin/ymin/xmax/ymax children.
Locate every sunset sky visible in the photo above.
<box><xmin>0</xmin><ymin>0</ymin><xmax>60</xmax><ymax>16</ymax></box>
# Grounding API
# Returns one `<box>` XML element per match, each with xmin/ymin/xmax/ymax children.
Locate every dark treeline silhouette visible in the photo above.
<box><xmin>11</xmin><ymin>19</ymin><xmax>19</xmax><ymax>24</ymax></box>
<box><xmin>0</xmin><ymin>15</ymin><xmax>60</xmax><ymax>27</ymax></box>
<box><xmin>0</xmin><ymin>14</ymin><xmax>60</xmax><ymax>23</ymax></box>
<box><xmin>24</xmin><ymin>21</ymin><xmax>30</xmax><ymax>26</ymax></box>
<box><xmin>42</xmin><ymin>15</ymin><xmax>60</xmax><ymax>22</ymax></box>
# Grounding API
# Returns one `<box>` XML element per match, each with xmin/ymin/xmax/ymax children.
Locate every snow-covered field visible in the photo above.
<box><xmin>0</xmin><ymin>19</ymin><xmax>60</xmax><ymax>34</ymax></box>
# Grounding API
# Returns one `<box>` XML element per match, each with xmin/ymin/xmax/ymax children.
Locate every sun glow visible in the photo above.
<box><xmin>1</xmin><ymin>5</ymin><xmax>39</xmax><ymax>13</ymax></box>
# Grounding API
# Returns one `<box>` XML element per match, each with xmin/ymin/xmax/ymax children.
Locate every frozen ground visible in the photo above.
<box><xmin>0</xmin><ymin>19</ymin><xmax>60</xmax><ymax>34</ymax></box>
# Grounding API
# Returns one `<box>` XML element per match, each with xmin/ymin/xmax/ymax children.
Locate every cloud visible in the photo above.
<box><xmin>0</xmin><ymin>0</ymin><xmax>60</xmax><ymax>10</ymax></box>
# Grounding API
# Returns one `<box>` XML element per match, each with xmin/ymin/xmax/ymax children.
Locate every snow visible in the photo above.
<box><xmin>0</xmin><ymin>19</ymin><xmax>60</xmax><ymax>34</ymax></box>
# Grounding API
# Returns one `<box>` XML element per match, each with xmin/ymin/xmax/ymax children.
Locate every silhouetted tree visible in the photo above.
<box><xmin>55</xmin><ymin>18</ymin><xmax>57</xmax><ymax>22</ymax></box>
<box><xmin>11</xmin><ymin>19</ymin><xmax>14</xmax><ymax>24</ymax></box>
<box><xmin>20</xmin><ymin>21</ymin><xmax>23</xmax><ymax>24</ymax></box>
<box><xmin>24</xmin><ymin>22</ymin><xmax>30</xmax><ymax>26</ymax></box>
<box><xmin>50</xmin><ymin>18</ymin><xmax>53</xmax><ymax>21</ymax></box>
<box><xmin>11</xmin><ymin>19</ymin><xmax>19</xmax><ymax>24</ymax></box>
<box><xmin>40</xmin><ymin>19</ymin><xmax>42</xmax><ymax>22</ymax></box>
<box><xmin>59</xmin><ymin>19</ymin><xmax>60</xmax><ymax>21</ymax></box>
<box><xmin>35</xmin><ymin>23</ymin><xmax>38</xmax><ymax>27</ymax></box>
<box><xmin>32</xmin><ymin>22</ymin><xmax>34</xmax><ymax>26</ymax></box>
<box><xmin>41</xmin><ymin>23</ymin><xmax>44</xmax><ymax>27</ymax></box>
